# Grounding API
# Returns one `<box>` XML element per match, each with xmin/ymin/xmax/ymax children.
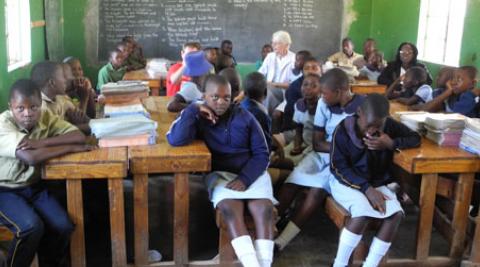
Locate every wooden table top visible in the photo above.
<box><xmin>351</xmin><ymin>81</ymin><xmax>387</xmax><ymax>95</ymax></box>
<box><xmin>42</xmin><ymin>147</ymin><xmax>128</xmax><ymax>179</ymax></box>
<box><xmin>123</xmin><ymin>68</ymin><xmax>166</xmax><ymax>81</ymax></box>
<box><xmin>128</xmin><ymin>96</ymin><xmax>211</xmax><ymax>174</ymax></box>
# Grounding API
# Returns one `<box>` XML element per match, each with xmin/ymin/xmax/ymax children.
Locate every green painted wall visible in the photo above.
<box><xmin>0</xmin><ymin>0</ymin><xmax>47</xmax><ymax>111</ymax></box>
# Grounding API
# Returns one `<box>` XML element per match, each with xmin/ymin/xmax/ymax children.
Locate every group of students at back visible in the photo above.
<box><xmin>164</xmin><ymin>32</ymin><xmax>435</xmax><ymax>266</ymax></box>
<box><xmin>333</xmin><ymin>37</ymin><xmax>480</xmax><ymax>118</ymax></box>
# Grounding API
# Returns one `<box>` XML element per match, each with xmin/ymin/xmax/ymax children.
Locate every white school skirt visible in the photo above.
<box><xmin>329</xmin><ymin>177</ymin><xmax>403</xmax><ymax>219</ymax></box>
<box><xmin>205</xmin><ymin>171</ymin><xmax>278</xmax><ymax>208</ymax></box>
<box><xmin>285</xmin><ymin>152</ymin><xmax>332</xmax><ymax>192</ymax></box>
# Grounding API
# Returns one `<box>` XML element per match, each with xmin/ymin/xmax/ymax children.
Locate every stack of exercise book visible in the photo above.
<box><xmin>397</xmin><ymin>111</ymin><xmax>430</xmax><ymax>134</ymax></box>
<box><xmin>101</xmin><ymin>81</ymin><xmax>150</xmax><ymax>106</ymax></box>
<box><xmin>459</xmin><ymin>118</ymin><xmax>480</xmax><ymax>155</ymax></box>
<box><xmin>95</xmin><ymin>81</ymin><xmax>156</xmax><ymax>147</ymax></box>
<box><xmin>424</xmin><ymin>113</ymin><xmax>466</xmax><ymax>146</ymax></box>
<box><xmin>89</xmin><ymin>115</ymin><xmax>157</xmax><ymax>148</ymax></box>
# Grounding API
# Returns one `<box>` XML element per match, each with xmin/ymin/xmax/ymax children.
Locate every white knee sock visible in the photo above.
<box><xmin>231</xmin><ymin>235</ymin><xmax>261</xmax><ymax>267</ymax></box>
<box><xmin>363</xmin><ymin>237</ymin><xmax>391</xmax><ymax>267</ymax></box>
<box><xmin>274</xmin><ymin>221</ymin><xmax>301</xmax><ymax>250</ymax></box>
<box><xmin>333</xmin><ymin>228</ymin><xmax>363</xmax><ymax>267</ymax></box>
<box><xmin>255</xmin><ymin>239</ymin><xmax>274</xmax><ymax>267</ymax></box>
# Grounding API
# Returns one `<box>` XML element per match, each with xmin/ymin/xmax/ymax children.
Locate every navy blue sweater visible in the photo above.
<box><xmin>330</xmin><ymin>116</ymin><xmax>421</xmax><ymax>193</ymax></box>
<box><xmin>240</xmin><ymin>97</ymin><xmax>272</xmax><ymax>151</ymax></box>
<box><xmin>166</xmin><ymin>103</ymin><xmax>269</xmax><ymax>187</ymax></box>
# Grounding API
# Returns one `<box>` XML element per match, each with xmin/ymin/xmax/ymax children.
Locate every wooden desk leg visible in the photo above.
<box><xmin>174</xmin><ymin>172</ymin><xmax>189</xmax><ymax>266</ymax></box>
<box><xmin>108</xmin><ymin>178</ymin><xmax>127</xmax><ymax>267</ymax></box>
<box><xmin>66</xmin><ymin>179</ymin><xmax>86</xmax><ymax>267</ymax></box>
<box><xmin>450</xmin><ymin>173</ymin><xmax>474</xmax><ymax>258</ymax></box>
<box><xmin>470</xmin><ymin>214</ymin><xmax>480</xmax><ymax>263</ymax></box>
<box><xmin>134</xmin><ymin>174</ymin><xmax>149</xmax><ymax>265</ymax></box>
<box><xmin>416</xmin><ymin>173</ymin><xmax>438</xmax><ymax>260</ymax></box>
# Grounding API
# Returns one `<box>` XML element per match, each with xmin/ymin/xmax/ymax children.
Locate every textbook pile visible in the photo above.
<box><xmin>424</xmin><ymin>113</ymin><xmax>466</xmax><ymax>146</ymax></box>
<box><xmin>398</xmin><ymin>111</ymin><xmax>430</xmax><ymax>134</ymax></box>
<box><xmin>93</xmin><ymin>81</ymin><xmax>157</xmax><ymax>147</ymax></box>
<box><xmin>90</xmin><ymin>115</ymin><xmax>157</xmax><ymax>147</ymax></box>
<box><xmin>459</xmin><ymin>118</ymin><xmax>480</xmax><ymax>155</ymax></box>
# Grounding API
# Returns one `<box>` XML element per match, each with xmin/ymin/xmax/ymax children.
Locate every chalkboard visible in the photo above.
<box><xmin>97</xmin><ymin>0</ymin><xmax>344</xmax><ymax>63</ymax></box>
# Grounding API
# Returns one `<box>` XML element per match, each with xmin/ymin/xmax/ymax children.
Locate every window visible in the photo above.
<box><xmin>416</xmin><ymin>0</ymin><xmax>467</xmax><ymax>66</ymax></box>
<box><xmin>5</xmin><ymin>0</ymin><xmax>31</xmax><ymax>72</ymax></box>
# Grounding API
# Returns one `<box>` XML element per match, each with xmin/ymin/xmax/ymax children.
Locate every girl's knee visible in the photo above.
<box><xmin>217</xmin><ymin>200</ymin><xmax>242</xmax><ymax>222</ymax></box>
<box><xmin>249</xmin><ymin>200</ymin><xmax>274</xmax><ymax>220</ymax></box>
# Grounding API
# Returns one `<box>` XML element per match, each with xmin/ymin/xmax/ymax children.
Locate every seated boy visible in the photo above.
<box><xmin>417</xmin><ymin>66</ymin><xmax>479</xmax><ymax>117</ymax></box>
<box><xmin>329</xmin><ymin>94</ymin><xmax>421</xmax><ymax>267</ymax></box>
<box><xmin>122</xmin><ymin>36</ymin><xmax>147</xmax><ymax>70</ymax></box>
<box><xmin>0</xmin><ymin>79</ymin><xmax>91</xmax><ymax>266</ymax></box>
<box><xmin>167</xmin><ymin>51</ymin><xmax>213</xmax><ymax>112</ymax></box>
<box><xmin>31</xmin><ymin>61</ymin><xmax>91</xmax><ymax>134</ymax></box>
<box><xmin>167</xmin><ymin>75</ymin><xmax>275</xmax><ymax>267</ymax></box>
<box><xmin>386</xmin><ymin>66</ymin><xmax>432</xmax><ymax>106</ymax></box>
<box><xmin>96</xmin><ymin>48</ymin><xmax>127</xmax><ymax>91</ymax></box>
<box><xmin>62</xmin><ymin>62</ymin><xmax>96</xmax><ymax>118</ymax></box>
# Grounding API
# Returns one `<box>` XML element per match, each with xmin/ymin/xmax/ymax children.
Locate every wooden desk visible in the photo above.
<box><xmin>123</xmin><ymin>69</ymin><xmax>166</xmax><ymax>96</ymax></box>
<box><xmin>351</xmin><ymin>81</ymin><xmax>386</xmax><ymax>95</ymax></box>
<box><xmin>392</xmin><ymin>139</ymin><xmax>480</xmax><ymax>266</ymax></box>
<box><xmin>128</xmin><ymin>96</ymin><xmax>211</xmax><ymax>266</ymax></box>
<box><xmin>42</xmin><ymin>147</ymin><xmax>128</xmax><ymax>267</ymax></box>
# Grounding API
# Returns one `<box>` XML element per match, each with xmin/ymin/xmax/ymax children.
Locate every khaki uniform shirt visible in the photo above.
<box><xmin>0</xmin><ymin>109</ymin><xmax>78</xmax><ymax>188</ymax></box>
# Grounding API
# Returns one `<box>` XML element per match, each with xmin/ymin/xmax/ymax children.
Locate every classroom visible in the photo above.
<box><xmin>0</xmin><ymin>0</ymin><xmax>479</xmax><ymax>266</ymax></box>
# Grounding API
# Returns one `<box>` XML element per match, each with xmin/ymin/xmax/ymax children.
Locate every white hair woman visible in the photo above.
<box><xmin>258</xmin><ymin>30</ymin><xmax>296</xmax><ymax>115</ymax></box>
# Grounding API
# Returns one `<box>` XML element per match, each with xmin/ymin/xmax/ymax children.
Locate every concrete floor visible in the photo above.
<box><xmin>82</xmin><ymin>174</ymin><xmax>454</xmax><ymax>267</ymax></box>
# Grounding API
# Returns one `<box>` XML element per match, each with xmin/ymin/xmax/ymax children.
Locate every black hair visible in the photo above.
<box><xmin>364</xmin><ymin>38</ymin><xmax>376</xmax><ymax>44</ymax></box>
<box><xmin>215</xmin><ymin>54</ymin><xmax>235</xmax><ymax>73</ymax></box>
<box><xmin>360</xmin><ymin>93</ymin><xmax>390</xmax><ymax>120</ymax></box>
<box><xmin>9</xmin><ymin>79</ymin><xmax>41</xmax><ymax>101</ymax></box>
<box><xmin>203</xmin><ymin>74</ymin><xmax>231</xmax><ymax>93</ymax></box>
<box><xmin>303</xmin><ymin>73</ymin><xmax>322</xmax><ymax>83</ymax></box>
<box><xmin>304</xmin><ymin>56</ymin><xmax>320</xmax><ymax>65</ymax></box>
<box><xmin>31</xmin><ymin>61</ymin><xmax>62</xmax><ymax>89</ymax></box>
<box><xmin>204</xmin><ymin>47</ymin><xmax>218</xmax><ymax>52</ymax></box>
<box><xmin>296</xmin><ymin>50</ymin><xmax>312</xmax><ymax>58</ymax></box>
<box><xmin>244</xmin><ymin>72</ymin><xmax>267</xmax><ymax>101</ymax></box>
<box><xmin>221</xmin><ymin>40</ymin><xmax>233</xmax><ymax>46</ymax></box>
<box><xmin>262</xmin><ymin>43</ymin><xmax>273</xmax><ymax>50</ymax></box>
<box><xmin>122</xmin><ymin>36</ymin><xmax>135</xmax><ymax>43</ymax></box>
<box><xmin>219</xmin><ymin>67</ymin><xmax>241</xmax><ymax>97</ymax></box>
<box><xmin>459</xmin><ymin>66</ymin><xmax>478</xmax><ymax>80</ymax></box>
<box><xmin>395</xmin><ymin>42</ymin><xmax>418</xmax><ymax>65</ymax></box>
<box><xmin>407</xmin><ymin>66</ymin><xmax>428</xmax><ymax>85</ymax></box>
<box><xmin>319</xmin><ymin>68</ymin><xmax>349</xmax><ymax>91</ymax></box>
<box><xmin>342</xmin><ymin>37</ymin><xmax>353</xmax><ymax>45</ymax></box>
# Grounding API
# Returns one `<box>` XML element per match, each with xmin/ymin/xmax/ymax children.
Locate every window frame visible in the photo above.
<box><xmin>5</xmin><ymin>0</ymin><xmax>32</xmax><ymax>72</ymax></box>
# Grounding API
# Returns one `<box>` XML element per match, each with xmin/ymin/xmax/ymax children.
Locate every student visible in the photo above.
<box><xmin>255</xmin><ymin>44</ymin><xmax>273</xmax><ymax>70</ymax></box>
<box><xmin>62</xmin><ymin>62</ymin><xmax>96</xmax><ymax>118</ymax></box>
<box><xmin>411</xmin><ymin>66</ymin><xmax>455</xmax><ymax>111</ymax></box>
<box><xmin>282</xmin><ymin>57</ymin><xmax>322</xmax><ymax>133</ymax></box>
<box><xmin>221</xmin><ymin>39</ymin><xmax>237</xmax><ymax>65</ymax></box>
<box><xmin>271</xmin><ymin>50</ymin><xmax>312</xmax><ymax>133</ymax></box>
<box><xmin>378</xmin><ymin>42</ymin><xmax>432</xmax><ymax>87</ymax></box>
<box><xmin>167</xmin><ymin>51</ymin><xmax>213</xmax><ymax>112</ymax></box>
<box><xmin>240</xmin><ymin>72</ymin><xmax>272</xmax><ymax>150</ymax></box>
<box><xmin>219</xmin><ymin>67</ymin><xmax>242</xmax><ymax>102</ymax></box>
<box><xmin>417</xmin><ymin>66</ymin><xmax>479</xmax><ymax>117</ymax></box>
<box><xmin>275</xmin><ymin>69</ymin><xmax>365</xmax><ymax>251</ymax></box>
<box><xmin>386</xmin><ymin>66</ymin><xmax>432</xmax><ymax>105</ymax></box>
<box><xmin>31</xmin><ymin>61</ymin><xmax>91</xmax><ymax>134</ymax></box>
<box><xmin>166</xmin><ymin>42</ymin><xmax>202</xmax><ymax>96</ymax></box>
<box><xmin>216</xmin><ymin>53</ymin><xmax>236</xmax><ymax>73</ymax></box>
<box><xmin>353</xmin><ymin>38</ymin><xmax>377</xmax><ymax>70</ymax></box>
<box><xmin>96</xmin><ymin>48</ymin><xmax>127</xmax><ymax>91</ymax></box>
<box><xmin>328</xmin><ymin>37</ymin><xmax>363</xmax><ymax>68</ymax></box>
<box><xmin>358</xmin><ymin>50</ymin><xmax>386</xmax><ymax>81</ymax></box>
<box><xmin>329</xmin><ymin>94</ymin><xmax>421</xmax><ymax>267</ymax></box>
<box><xmin>122</xmin><ymin>35</ymin><xmax>147</xmax><ymax>70</ymax></box>
<box><xmin>0</xmin><ymin>79</ymin><xmax>91</xmax><ymax>267</ymax></box>
<box><xmin>204</xmin><ymin>47</ymin><xmax>219</xmax><ymax>70</ymax></box>
<box><xmin>167</xmin><ymin>75</ymin><xmax>275</xmax><ymax>267</ymax></box>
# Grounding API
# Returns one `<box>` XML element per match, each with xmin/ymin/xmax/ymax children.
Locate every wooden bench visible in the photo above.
<box><xmin>325</xmin><ymin>196</ymin><xmax>386</xmax><ymax>266</ymax></box>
